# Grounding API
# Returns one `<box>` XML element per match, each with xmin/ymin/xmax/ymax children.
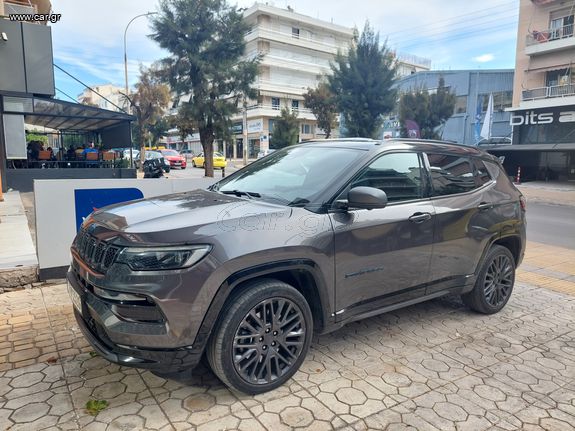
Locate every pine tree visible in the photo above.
<box><xmin>329</xmin><ymin>23</ymin><xmax>397</xmax><ymax>139</ymax></box>
<box><xmin>150</xmin><ymin>0</ymin><xmax>259</xmax><ymax>177</ymax></box>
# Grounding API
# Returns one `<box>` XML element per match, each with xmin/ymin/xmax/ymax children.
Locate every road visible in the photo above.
<box><xmin>526</xmin><ymin>202</ymin><xmax>575</xmax><ymax>250</ymax></box>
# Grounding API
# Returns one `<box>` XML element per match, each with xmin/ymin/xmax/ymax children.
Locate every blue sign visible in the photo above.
<box><xmin>74</xmin><ymin>188</ymin><xmax>144</xmax><ymax>231</ymax></box>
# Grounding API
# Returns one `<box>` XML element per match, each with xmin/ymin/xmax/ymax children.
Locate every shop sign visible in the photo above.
<box><xmin>510</xmin><ymin>110</ymin><xmax>575</xmax><ymax>126</ymax></box>
<box><xmin>247</xmin><ymin>119</ymin><xmax>263</xmax><ymax>133</ymax></box>
<box><xmin>230</xmin><ymin>122</ymin><xmax>243</xmax><ymax>134</ymax></box>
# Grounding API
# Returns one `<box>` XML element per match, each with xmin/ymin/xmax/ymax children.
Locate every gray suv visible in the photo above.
<box><xmin>68</xmin><ymin>139</ymin><xmax>526</xmax><ymax>394</ymax></box>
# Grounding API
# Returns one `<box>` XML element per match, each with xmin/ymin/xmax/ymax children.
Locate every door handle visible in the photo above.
<box><xmin>409</xmin><ymin>212</ymin><xmax>432</xmax><ymax>223</ymax></box>
<box><xmin>478</xmin><ymin>202</ymin><xmax>493</xmax><ymax>211</ymax></box>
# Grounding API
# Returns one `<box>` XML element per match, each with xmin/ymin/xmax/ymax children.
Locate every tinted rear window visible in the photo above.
<box><xmin>472</xmin><ymin>158</ymin><xmax>492</xmax><ymax>186</ymax></box>
<box><xmin>427</xmin><ymin>153</ymin><xmax>476</xmax><ymax>196</ymax></box>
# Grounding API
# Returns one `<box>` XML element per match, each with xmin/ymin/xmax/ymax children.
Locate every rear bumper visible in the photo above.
<box><xmin>68</xmin><ymin>269</ymin><xmax>202</xmax><ymax>372</ymax></box>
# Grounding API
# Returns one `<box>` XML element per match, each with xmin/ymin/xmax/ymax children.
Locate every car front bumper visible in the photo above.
<box><xmin>67</xmin><ymin>268</ymin><xmax>203</xmax><ymax>372</ymax></box>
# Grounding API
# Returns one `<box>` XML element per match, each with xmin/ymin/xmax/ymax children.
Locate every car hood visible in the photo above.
<box><xmin>89</xmin><ymin>189</ymin><xmax>293</xmax><ymax>237</ymax></box>
<box><xmin>165</xmin><ymin>155</ymin><xmax>182</xmax><ymax>160</ymax></box>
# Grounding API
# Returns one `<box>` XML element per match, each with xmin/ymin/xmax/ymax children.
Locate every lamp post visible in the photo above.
<box><xmin>123</xmin><ymin>12</ymin><xmax>157</xmax><ymax>107</ymax></box>
<box><xmin>123</xmin><ymin>11</ymin><xmax>157</xmax><ymax>169</ymax></box>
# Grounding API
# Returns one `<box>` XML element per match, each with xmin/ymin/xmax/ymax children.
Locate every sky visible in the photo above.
<box><xmin>50</xmin><ymin>0</ymin><xmax>520</xmax><ymax>102</ymax></box>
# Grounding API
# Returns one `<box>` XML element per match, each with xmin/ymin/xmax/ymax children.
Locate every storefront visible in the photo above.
<box><xmin>485</xmin><ymin>106</ymin><xmax>575</xmax><ymax>182</ymax></box>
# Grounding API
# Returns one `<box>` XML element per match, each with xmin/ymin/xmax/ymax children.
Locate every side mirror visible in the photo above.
<box><xmin>347</xmin><ymin>186</ymin><xmax>388</xmax><ymax>210</ymax></box>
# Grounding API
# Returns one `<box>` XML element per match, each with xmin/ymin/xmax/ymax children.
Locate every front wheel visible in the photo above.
<box><xmin>462</xmin><ymin>245</ymin><xmax>515</xmax><ymax>314</ymax></box>
<box><xmin>207</xmin><ymin>279</ymin><xmax>313</xmax><ymax>394</ymax></box>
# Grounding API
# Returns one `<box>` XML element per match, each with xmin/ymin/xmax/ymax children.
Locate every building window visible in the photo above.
<box><xmin>549</xmin><ymin>13</ymin><xmax>574</xmax><ymax>39</ymax></box>
<box><xmin>478</xmin><ymin>91</ymin><xmax>513</xmax><ymax>112</ymax></box>
<box><xmin>292</xmin><ymin>27</ymin><xmax>300</xmax><ymax>38</ymax></box>
<box><xmin>546</xmin><ymin>68</ymin><xmax>572</xmax><ymax>87</ymax></box>
<box><xmin>301</xmin><ymin>123</ymin><xmax>312</xmax><ymax>134</ymax></box>
<box><xmin>454</xmin><ymin>96</ymin><xmax>467</xmax><ymax>114</ymax></box>
<box><xmin>268</xmin><ymin>119</ymin><xmax>275</xmax><ymax>133</ymax></box>
<box><xmin>291</xmin><ymin>100</ymin><xmax>299</xmax><ymax>111</ymax></box>
<box><xmin>271</xmin><ymin>97</ymin><xmax>280</xmax><ymax>110</ymax></box>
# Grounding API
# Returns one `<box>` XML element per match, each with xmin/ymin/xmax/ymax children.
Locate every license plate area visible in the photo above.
<box><xmin>68</xmin><ymin>283</ymin><xmax>83</xmax><ymax>316</ymax></box>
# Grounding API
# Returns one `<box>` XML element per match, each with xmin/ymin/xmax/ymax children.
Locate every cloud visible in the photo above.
<box><xmin>473</xmin><ymin>53</ymin><xmax>495</xmax><ymax>63</ymax></box>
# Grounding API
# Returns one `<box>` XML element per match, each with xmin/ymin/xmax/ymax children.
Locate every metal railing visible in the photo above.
<box><xmin>526</xmin><ymin>23</ymin><xmax>574</xmax><ymax>45</ymax></box>
<box><xmin>246</xmin><ymin>26</ymin><xmax>342</xmax><ymax>52</ymax></box>
<box><xmin>522</xmin><ymin>83</ymin><xmax>575</xmax><ymax>100</ymax></box>
<box><xmin>246</xmin><ymin>103</ymin><xmax>313</xmax><ymax>115</ymax></box>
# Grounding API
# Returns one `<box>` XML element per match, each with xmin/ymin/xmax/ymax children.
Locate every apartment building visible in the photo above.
<box><xmin>501</xmin><ymin>0</ymin><xmax>575</xmax><ymax>181</ymax></box>
<box><xmin>78</xmin><ymin>84</ymin><xmax>128</xmax><ymax>112</ymax></box>
<box><xmin>395</xmin><ymin>52</ymin><xmax>431</xmax><ymax>77</ymax></box>
<box><xmin>229</xmin><ymin>3</ymin><xmax>354</xmax><ymax>158</ymax></box>
<box><xmin>0</xmin><ymin>0</ymin><xmax>51</xmax><ymax>19</ymax></box>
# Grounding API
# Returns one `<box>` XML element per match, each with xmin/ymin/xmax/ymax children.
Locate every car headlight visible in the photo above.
<box><xmin>116</xmin><ymin>245</ymin><xmax>211</xmax><ymax>270</ymax></box>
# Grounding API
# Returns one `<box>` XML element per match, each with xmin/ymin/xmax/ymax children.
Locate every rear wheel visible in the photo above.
<box><xmin>462</xmin><ymin>245</ymin><xmax>515</xmax><ymax>314</ymax></box>
<box><xmin>207</xmin><ymin>279</ymin><xmax>312</xmax><ymax>394</ymax></box>
<box><xmin>192</xmin><ymin>160</ymin><xmax>196</xmax><ymax>167</ymax></box>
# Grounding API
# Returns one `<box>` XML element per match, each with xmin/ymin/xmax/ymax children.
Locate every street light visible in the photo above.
<box><xmin>123</xmin><ymin>11</ymin><xmax>157</xmax><ymax>169</ymax></box>
<box><xmin>123</xmin><ymin>12</ymin><xmax>157</xmax><ymax>108</ymax></box>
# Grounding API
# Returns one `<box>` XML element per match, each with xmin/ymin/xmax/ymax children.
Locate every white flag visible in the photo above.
<box><xmin>480</xmin><ymin>93</ymin><xmax>493</xmax><ymax>140</ymax></box>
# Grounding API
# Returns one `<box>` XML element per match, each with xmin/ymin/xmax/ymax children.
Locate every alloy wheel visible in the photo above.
<box><xmin>484</xmin><ymin>254</ymin><xmax>513</xmax><ymax>307</ymax></box>
<box><xmin>232</xmin><ymin>297</ymin><xmax>306</xmax><ymax>385</ymax></box>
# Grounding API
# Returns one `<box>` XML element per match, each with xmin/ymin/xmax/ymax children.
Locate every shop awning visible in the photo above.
<box><xmin>2</xmin><ymin>95</ymin><xmax>134</xmax><ymax>131</ymax></box>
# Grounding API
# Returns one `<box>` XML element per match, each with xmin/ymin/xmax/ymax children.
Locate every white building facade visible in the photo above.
<box><xmin>230</xmin><ymin>4</ymin><xmax>354</xmax><ymax>158</ymax></box>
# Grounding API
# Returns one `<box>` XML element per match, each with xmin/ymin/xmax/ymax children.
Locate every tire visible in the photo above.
<box><xmin>181</xmin><ymin>166</ymin><xmax>186</xmax><ymax>170</ymax></box>
<box><xmin>462</xmin><ymin>245</ymin><xmax>515</xmax><ymax>314</ymax></box>
<box><xmin>192</xmin><ymin>161</ymin><xmax>196</xmax><ymax>167</ymax></box>
<box><xmin>206</xmin><ymin>279</ymin><xmax>313</xmax><ymax>394</ymax></box>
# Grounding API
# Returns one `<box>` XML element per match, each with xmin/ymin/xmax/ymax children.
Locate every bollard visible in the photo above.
<box><xmin>221</xmin><ymin>167</ymin><xmax>225</xmax><ymax>178</ymax></box>
<box><xmin>515</xmin><ymin>166</ymin><xmax>521</xmax><ymax>185</ymax></box>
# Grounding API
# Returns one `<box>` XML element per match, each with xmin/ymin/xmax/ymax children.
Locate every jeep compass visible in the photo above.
<box><xmin>68</xmin><ymin>139</ymin><xmax>526</xmax><ymax>394</ymax></box>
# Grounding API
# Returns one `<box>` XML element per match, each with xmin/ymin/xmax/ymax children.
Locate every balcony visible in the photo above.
<box><xmin>520</xmin><ymin>83</ymin><xmax>575</xmax><ymax>109</ymax></box>
<box><xmin>525</xmin><ymin>24</ymin><xmax>575</xmax><ymax>55</ymax></box>
<box><xmin>522</xmin><ymin>84</ymin><xmax>575</xmax><ymax>100</ymax></box>
<box><xmin>244</xmin><ymin>103</ymin><xmax>316</xmax><ymax>121</ymax></box>
<box><xmin>245</xmin><ymin>27</ymin><xmax>343</xmax><ymax>55</ymax></box>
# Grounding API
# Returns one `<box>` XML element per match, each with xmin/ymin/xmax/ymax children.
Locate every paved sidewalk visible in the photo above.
<box><xmin>0</xmin><ymin>241</ymin><xmax>574</xmax><ymax>430</ymax></box>
<box><xmin>517</xmin><ymin>182</ymin><xmax>575</xmax><ymax>207</ymax></box>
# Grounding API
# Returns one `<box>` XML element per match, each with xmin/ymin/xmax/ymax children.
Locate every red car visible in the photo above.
<box><xmin>160</xmin><ymin>149</ymin><xmax>187</xmax><ymax>169</ymax></box>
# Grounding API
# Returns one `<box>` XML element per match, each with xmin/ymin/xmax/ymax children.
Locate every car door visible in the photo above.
<box><xmin>330</xmin><ymin>152</ymin><xmax>435</xmax><ymax>318</ymax></box>
<box><xmin>424</xmin><ymin>152</ymin><xmax>496</xmax><ymax>294</ymax></box>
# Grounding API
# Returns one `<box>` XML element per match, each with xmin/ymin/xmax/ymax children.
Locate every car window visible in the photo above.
<box><xmin>349</xmin><ymin>152</ymin><xmax>424</xmax><ymax>203</ymax></box>
<box><xmin>215</xmin><ymin>146</ymin><xmax>366</xmax><ymax>205</ymax></box>
<box><xmin>472</xmin><ymin>158</ymin><xmax>492</xmax><ymax>186</ymax></box>
<box><xmin>426</xmin><ymin>153</ymin><xmax>476</xmax><ymax>196</ymax></box>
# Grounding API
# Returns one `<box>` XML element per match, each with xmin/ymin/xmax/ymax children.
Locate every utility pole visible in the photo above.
<box><xmin>242</xmin><ymin>99</ymin><xmax>248</xmax><ymax>166</ymax></box>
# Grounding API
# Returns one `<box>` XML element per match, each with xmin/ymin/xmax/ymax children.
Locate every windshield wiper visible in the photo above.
<box><xmin>288</xmin><ymin>198</ymin><xmax>310</xmax><ymax>207</ymax></box>
<box><xmin>220</xmin><ymin>190</ymin><xmax>261</xmax><ymax>199</ymax></box>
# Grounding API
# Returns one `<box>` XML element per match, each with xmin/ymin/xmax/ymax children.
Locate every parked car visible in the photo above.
<box><xmin>160</xmin><ymin>149</ymin><xmax>187</xmax><ymax>169</ymax></box>
<box><xmin>68</xmin><ymin>139</ymin><xmax>526</xmax><ymax>394</ymax></box>
<box><xmin>192</xmin><ymin>152</ymin><xmax>227</xmax><ymax>169</ymax></box>
<box><xmin>180</xmin><ymin>149</ymin><xmax>195</xmax><ymax>158</ymax></box>
<box><xmin>135</xmin><ymin>150</ymin><xmax>171</xmax><ymax>173</ymax></box>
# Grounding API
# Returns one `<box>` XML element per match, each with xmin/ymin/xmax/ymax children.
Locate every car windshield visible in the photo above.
<box><xmin>162</xmin><ymin>150</ymin><xmax>179</xmax><ymax>156</ymax></box>
<box><xmin>213</xmin><ymin>146</ymin><xmax>366</xmax><ymax>206</ymax></box>
<box><xmin>146</xmin><ymin>151</ymin><xmax>162</xmax><ymax>159</ymax></box>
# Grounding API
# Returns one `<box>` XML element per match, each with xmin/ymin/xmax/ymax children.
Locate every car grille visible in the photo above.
<box><xmin>74</xmin><ymin>228</ymin><xmax>121</xmax><ymax>272</ymax></box>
